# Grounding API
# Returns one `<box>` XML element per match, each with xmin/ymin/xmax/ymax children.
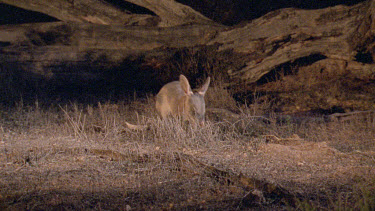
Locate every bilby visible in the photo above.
<box><xmin>155</xmin><ymin>75</ymin><xmax>210</xmax><ymax>125</ymax></box>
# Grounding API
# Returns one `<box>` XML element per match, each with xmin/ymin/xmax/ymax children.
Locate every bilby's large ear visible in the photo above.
<box><xmin>179</xmin><ymin>75</ymin><xmax>193</xmax><ymax>96</ymax></box>
<box><xmin>198</xmin><ymin>77</ymin><xmax>210</xmax><ymax>96</ymax></box>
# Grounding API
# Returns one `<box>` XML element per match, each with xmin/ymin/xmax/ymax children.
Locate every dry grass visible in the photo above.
<box><xmin>1</xmin><ymin>92</ymin><xmax>375</xmax><ymax>210</ymax></box>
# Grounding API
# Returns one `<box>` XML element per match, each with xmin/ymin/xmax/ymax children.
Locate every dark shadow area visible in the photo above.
<box><xmin>0</xmin><ymin>41</ymin><xmax>11</xmax><ymax>48</ymax></box>
<box><xmin>0</xmin><ymin>185</ymin><xmax>290</xmax><ymax>210</ymax></box>
<box><xmin>0</xmin><ymin>3</ymin><xmax>59</xmax><ymax>25</ymax></box>
<box><xmin>177</xmin><ymin>0</ymin><xmax>366</xmax><ymax>25</ymax></box>
<box><xmin>312</xmin><ymin>106</ymin><xmax>346</xmax><ymax>115</ymax></box>
<box><xmin>256</xmin><ymin>54</ymin><xmax>327</xmax><ymax>85</ymax></box>
<box><xmin>355</xmin><ymin>50</ymin><xmax>374</xmax><ymax>64</ymax></box>
<box><xmin>0</xmin><ymin>43</ymin><xmax>231</xmax><ymax>108</ymax></box>
<box><xmin>0</xmin><ymin>58</ymin><xmax>159</xmax><ymax>107</ymax></box>
<box><xmin>103</xmin><ymin>0</ymin><xmax>156</xmax><ymax>15</ymax></box>
<box><xmin>0</xmin><ymin>48</ymin><xmax>209</xmax><ymax>107</ymax></box>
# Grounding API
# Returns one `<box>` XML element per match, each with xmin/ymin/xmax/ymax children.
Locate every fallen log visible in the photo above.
<box><xmin>1</xmin><ymin>1</ymin><xmax>375</xmax><ymax>102</ymax></box>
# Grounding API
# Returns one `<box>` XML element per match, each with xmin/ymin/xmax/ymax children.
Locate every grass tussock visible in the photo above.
<box><xmin>1</xmin><ymin>95</ymin><xmax>375</xmax><ymax>210</ymax></box>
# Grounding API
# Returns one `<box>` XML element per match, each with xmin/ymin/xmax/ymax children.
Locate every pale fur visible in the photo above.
<box><xmin>155</xmin><ymin>75</ymin><xmax>210</xmax><ymax>124</ymax></box>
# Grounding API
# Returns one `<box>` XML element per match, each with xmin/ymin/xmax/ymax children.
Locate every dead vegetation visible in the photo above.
<box><xmin>1</xmin><ymin>85</ymin><xmax>375</xmax><ymax>210</ymax></box>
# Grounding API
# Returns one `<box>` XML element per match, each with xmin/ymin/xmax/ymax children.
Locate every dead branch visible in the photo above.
<box><xmin>328</xmin><ymin>110</ymin><xmax>375</xmax><ymax>123</ymax></box>
<box><xmin>177</xmin><ymin>152</ymin><xmax>296</xmax><ymax>205</ymax></box>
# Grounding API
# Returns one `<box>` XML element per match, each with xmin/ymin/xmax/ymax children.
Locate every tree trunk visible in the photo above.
<box><xmin>0</xmin><ymin>0</ymin><xmax>374</xmax><ymax>96</ymax></box>
<box><xmin>0</xmin><ymin>0</ymin><xmax>214</xmax><ymax>27</ymax></box>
